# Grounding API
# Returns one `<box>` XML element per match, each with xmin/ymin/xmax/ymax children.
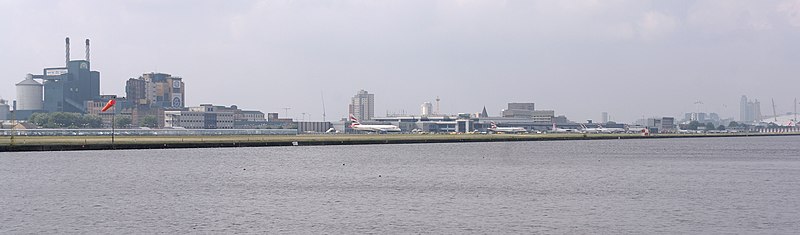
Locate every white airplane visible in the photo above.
<box><xmin>488</xmin><ymin>122</ymin><xmax>527</xmax><ymax>134</ymax></box>
<box><xmin>583</xmin><ymin>124</ymin><xmax>626</xmax><ymax>134</ymax></box>
<box><xmin>551</xmin><ymin>123</ymin><xmax>581</xmax><ymax>133</ymax></box>
<box><xmin>602</xmin><ymin>125</ymin><xmax>627</xmax><ymax>133</ymax></box>
<box><xmin>349</xmin><ymin>114</ymin><xmax>402</xmax><ymax>133</ymax></box>
<box><xmin>580</xmin><ymin>124</ymin><xmax>604</xmax><ymax>133</ymax></box>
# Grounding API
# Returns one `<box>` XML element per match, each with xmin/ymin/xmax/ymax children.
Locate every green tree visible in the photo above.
<box><xmin>687</xmin><ymin>121</ymin><xmax>700</xmax><ymax>130</ymax></box>
<box><xmin>728</xmin><ymin>121</ymin><xmax>739</xmax><ymax>128</ymax></box>
<box><xmin>83</xmin><ymin>115</ymin><xmax>102</xmax><ymax>128</ymax></box>
<box><xmin>140</xmin><ymin>115</ymin><xmax>158</xmax><ymax>128</ymax></box>
<box><xmin>28</xmin><ymin>113</ymin><xmax>46</xmax><ymax>127</ymax></box>
<box><xmin>717</xmin><ymin>125</ymin><xmax>726</xmax><ymax>130</ymax></box>
<box><xmin>115</xmin><ymin>116</ymin><xmax>132</xmax><ymax>128</ymax></box>
<box><xmin>28</xmin><ymin>112</ymin><xmax>103</xmax><ymax>129</ymax></box>
<box><xmin>705</xmin><ymin>122</ymin><xmax>716</xmax><ymax>131</ymax></box>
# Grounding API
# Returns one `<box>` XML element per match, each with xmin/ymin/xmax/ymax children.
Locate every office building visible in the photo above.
<box><xmin>740</xmin><ymin>95</ymin><xmax>762</xmax><ymax>123</ymax></box>
<box><xmin>533</xmin><ymin>110</ymin><xmax>555</xmax><ymax>123</ymax></box>
<box><xmin>349</xmin><ymin>89</ymin><xmax>374</xmax><ymax>121</ymax></box>
<box><xmin>502</xmin><ymin>102</ymin><xmax>535</xmax><ymax>118</ymax></box>
<box><xmin>646</xmin><ymin>117</ymin><xmax>676</xmax><ymax>133</ymax></box>
<box><xmin>601</xmin><ymin>112</ymin><xmax>609</xmax><ymax>123</ymax></box>
<box><xmin>164</xmin><ymin>104</ymin><xmax>234</xmax><ymax>129</ymax></box>
<box><xmin>126</xmin><ymin>72</ymin><xmax>185</xmax><ymax>109</ymax></box>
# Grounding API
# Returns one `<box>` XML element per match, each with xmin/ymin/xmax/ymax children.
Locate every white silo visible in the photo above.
<box><xmin>16</xmin><ymin>74</ymin><xmax>43</xmax><ymax>110</ymax></box>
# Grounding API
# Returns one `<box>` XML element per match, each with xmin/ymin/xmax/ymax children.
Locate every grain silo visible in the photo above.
<box><xmin>15</xmin><ymin>74</ymin><xmax>44</xmax><ymax>110</ymax></box>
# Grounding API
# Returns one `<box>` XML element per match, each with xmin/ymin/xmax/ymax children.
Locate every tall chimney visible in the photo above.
<box><xmin>85</xmin><ymin>39</ymin><xmax>90</xmax><ymax>62</ymax></box>
<box><xmin>65</xmin><ymin>37</ymin><xmax>70</xmax><ymax>65</ymax></box>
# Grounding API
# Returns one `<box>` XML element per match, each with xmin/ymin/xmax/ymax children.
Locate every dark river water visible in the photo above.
<box><xmin>2</xmin><ymin>136</ymin><xmax>800</xmax><ymax>234</ymax></box>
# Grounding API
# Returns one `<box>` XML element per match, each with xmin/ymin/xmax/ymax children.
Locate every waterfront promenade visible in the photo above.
<box><xmin>2</xmin><ymin>132</ymin><xmax>799</xmax><ymax>152</ymax></box>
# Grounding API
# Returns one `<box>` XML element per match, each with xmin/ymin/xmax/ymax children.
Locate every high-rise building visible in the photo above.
<box><xmin>740</xmin><ymin>95</ymin><xmax>748</xmax><ymax>122</ymax></box>
<box><xmin>601</xmin><ymin>112</ymin><xmax>609</xmax><ymax>123</ymax></box>
<box><xmin>125</xmin><ymin>73</ymin><xmax>185</xmax><ymax>108</ymax></box>
<box><xmin>349</xmin><ymin>89</ymin><xmax>374</xmax><ymax>121</ymax></box>
<box><xmin>739</xmin><ymin>95</ymin><xmax>763</xmax><ymax>123</ymax></box>
<box><xmin>421</xmin><ymin>102</ymin><xmax>433</xmax><ymax>116</ymax></box>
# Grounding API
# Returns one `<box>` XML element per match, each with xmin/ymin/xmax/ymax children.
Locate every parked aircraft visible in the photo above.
<box><xmin>488</xmin><ymin>122</ymin><xmax>527</xmax><ymax>134</ymax></box>
<box><xmin>551</xmin><ymin>123</ymin><xmax>581</xmax><ymax>133</ymax></box>
<box><xmin>349</xmin><ymin>114</ymin><xmax>401</xmax><ymax>133</ymax></box>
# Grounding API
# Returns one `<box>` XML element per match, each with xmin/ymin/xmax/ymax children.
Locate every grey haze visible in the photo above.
<box><xmin>1</xmin><ymin>0</ymin><xmax>799</xmax><ymax>122</ymax></box>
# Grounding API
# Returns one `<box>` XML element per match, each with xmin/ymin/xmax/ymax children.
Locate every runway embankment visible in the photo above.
<box><xmin>1</xmin><ymin>133</ymin><xmax>798</xmax><ymax>152</ymax></box>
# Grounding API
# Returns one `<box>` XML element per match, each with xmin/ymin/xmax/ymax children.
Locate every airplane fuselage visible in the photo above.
<box><xmin>489</xmin><ymin>127</ymin><xmax>527</xmax><ymax>134</ymax></box>
<box><xmin>351</xmin><ymin>124</ymin><xmax>402</xmax><ymax>133</ymax></box>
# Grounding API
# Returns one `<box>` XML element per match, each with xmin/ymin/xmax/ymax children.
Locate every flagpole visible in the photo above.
<box><xmin>111</xmin><ymin>109</ymin><xmax>115</xmax><ymax>148</ymax></box>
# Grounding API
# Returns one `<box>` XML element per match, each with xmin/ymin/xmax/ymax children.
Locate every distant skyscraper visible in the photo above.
<box><xmin>740</xmin><ymin>95</ymin><xmax>748</xmax><ymax>122</ymax></box>
<box><xmin>421</xmin><ymin>102</ymin><xmax>433</xmax><ymax>116</ymax></box>
<box><xmin>740</xmin><ymin>95</ymin><xmax>763</xmax><ymax>123</ymax></box>
<box><xmin>601</xmin><ymin>112</ymin><xmax>609</xmax><ymax>123</ymax></box>
<box><xmin>349</xmin><ymin>89</ymin><xmax>374</xmax><ymax>121</ymax></box>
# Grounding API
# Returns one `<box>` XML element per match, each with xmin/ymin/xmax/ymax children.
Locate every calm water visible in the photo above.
<box><xmin>2</xmin><ymin>136</ymin><xmax>800</xmax><ymax>234</ymax></box>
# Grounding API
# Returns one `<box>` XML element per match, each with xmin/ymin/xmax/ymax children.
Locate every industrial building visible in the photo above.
<box><xmin>0</xmin><ymin>99</ymin><xmax>10</xmax><ymax>120</ymax></box>
<box><xmin>296</xmin><ymin>122</ymin><xmax>334</xmax><ymax>133</ymax></box>
<box><xmin>12</xmin><ymin>37</ymin><xmax>101</xmax><ymax>120</ymax></box>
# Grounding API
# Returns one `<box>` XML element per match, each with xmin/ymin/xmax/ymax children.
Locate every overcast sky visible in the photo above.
<box><xmin>1</xmin><ymin>0</ymin><xmax>799</xmax><ymax>122</ymax></box>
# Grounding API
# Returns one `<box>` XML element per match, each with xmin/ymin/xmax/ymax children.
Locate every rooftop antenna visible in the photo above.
<box><xmin>321</xmin><ymin>91</ymin><xmax>327</xmax><ymax>122</ymax></box>
<box><xmin>795</xmin><ymin>98</ymin><xmax>797</xmax><ymax>123</ymax></box>
<box><xmin>65</xmin><ymin>37</ymin><xmax>70</xmax><ymax>66</ymax></box>
<box><xmin>282</xmin><ymin>107</ymin><xmax>291</xmax><ymax>118</ymax></box>
<box><xmin>85</xmin><ymin>39</ymin><xmax>90</xmax><ymax>61</ymax></box>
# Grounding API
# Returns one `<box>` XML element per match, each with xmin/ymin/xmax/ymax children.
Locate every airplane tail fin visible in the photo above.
<box><xmin>349</xmin><ymin>114</ymin><xmax>360</xmax><ymax>127</ymax></box>
<box><xmin>490</xmin><ymin>121</ymin><xmax>497</xmax><ymax>129</ymax></box>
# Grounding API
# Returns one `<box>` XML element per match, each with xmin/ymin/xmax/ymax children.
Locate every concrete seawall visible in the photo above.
<box><xmin>2</xmin><ymin>133</ymin><xmax>799</xmax><ymax>152</ymax></box>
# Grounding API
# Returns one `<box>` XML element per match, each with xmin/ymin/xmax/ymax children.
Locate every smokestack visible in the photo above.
<box><xmin>65</xmin><ymin>37</ymin><xmax>70</xmax><ymax>65</ymax></box>
<box><xmin>85</xmin><ymin>39</ymin><xmax>90</xmax><ymax>62</ymax></box>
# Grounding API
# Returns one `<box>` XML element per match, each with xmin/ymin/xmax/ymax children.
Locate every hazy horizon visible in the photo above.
<box><xmin>2</xmin><ymin>0</ymin><xmax>799</xmax><ymax>123</ymax></box>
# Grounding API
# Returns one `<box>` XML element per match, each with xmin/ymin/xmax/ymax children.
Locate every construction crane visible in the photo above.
<box><xmin>693</xmin><ymin>100</ymin><xmax>703</xmax><ymax>114</ymax></box>
<box><xmin>321</xmin><ymin>91</ymin><xmax>327</xmax><ymax>122</ymax></box>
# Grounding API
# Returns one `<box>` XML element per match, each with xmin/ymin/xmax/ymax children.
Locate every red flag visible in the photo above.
<box><xmin>101</xmin><ymin>99</ymin><xmax>116</xmax><ymax>112</ymax></box>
